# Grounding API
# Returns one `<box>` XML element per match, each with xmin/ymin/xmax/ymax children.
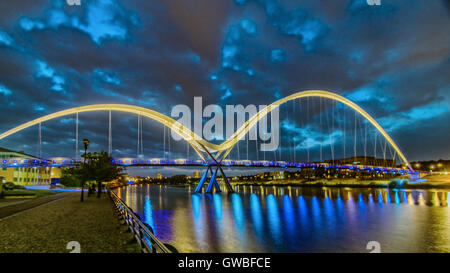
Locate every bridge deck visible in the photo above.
<box><xmin>0</xmin><ymin>157</ymin><xmax>410</xmax><ymax>173</ymax></box>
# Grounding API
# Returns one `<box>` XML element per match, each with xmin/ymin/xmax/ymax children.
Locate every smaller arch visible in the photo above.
<box><xmin>0</xmin><ymin>104</ymin><xmax>208</xmax><ymax>161</ymax></box>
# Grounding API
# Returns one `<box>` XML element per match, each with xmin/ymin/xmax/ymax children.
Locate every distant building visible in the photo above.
<box><xmin>156</xmin><ymin>172</ymin><xmax>163</xmax><ymax>179</ymax></box>
<box><xmin>0</xmin><ymin>147</ymin><xmax>61</xmax><ymax>185</ymax></box>
<box><xmin>193</xmin><ymin>171</ymin><xmax>200</xmax><ymax>178</ymax></box>
<box><xmin>269</xmin><ymin>171</ymin><xmax>284</xmax><ymax>180</ymax></box>
<box><xmin>324</xmin><ymin>156</ymin><xmax>396</xmax><ymax>168</ymax></box>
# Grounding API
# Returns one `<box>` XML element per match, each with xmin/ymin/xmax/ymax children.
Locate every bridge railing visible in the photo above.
<box><xmin>0</xmin><ymin>157</ymin><xmax>414</xmax><ymax>174</ymax></box>
<box><xmin>108</xmin><ymin>189</ymin><xmax>171</xmax><ymax>253</ymax></box>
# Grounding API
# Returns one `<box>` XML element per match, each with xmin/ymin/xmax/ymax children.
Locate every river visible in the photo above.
<box><xmin>115</xmin><ymin>184</ymin><xmax>450</xmax><ymax>253</ymax></box>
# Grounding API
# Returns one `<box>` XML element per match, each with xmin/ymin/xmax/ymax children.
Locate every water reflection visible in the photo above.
<box><xmin>282</xmin><ymin>195</ymin><xmax>295</xmax><ymax>237</ymax></box>
<box><xmin>250</xmin><ymin>194</ymin><xmax>263</xmax><ymax>239</ymax></box>
<box><xmin>117</xmin><ymin>185</ymin><xmax>450</xmax><ymax>253</ymax></box>
<box><xmin>297</xmin><ymin>196</ymin><xmax>310</xmax><ymax>235</ymax></box>
<box><xmin>231</xmin><ymin>194</ymin><xmax>245</xmax><ymax>230</ymax></box>
<box><xmin>143</xmin><ymin>196</ymin><xmax>155</xmax><ymax>233</ymax></box>
<box><xmin>266</xmin><ymin>194</ymin><xmax>281</xmax><ymax>243</ymax></box>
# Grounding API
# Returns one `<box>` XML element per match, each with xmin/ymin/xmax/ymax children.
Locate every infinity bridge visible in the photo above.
<box><xmin>0</xmin><ymin>90</ymin><xmax>415</xmax><ymax>193</ymax></box>
<box><xmin>0</xmin><ymin>157</ymin><xmax>410</xmax><ymax>172</ymax></box>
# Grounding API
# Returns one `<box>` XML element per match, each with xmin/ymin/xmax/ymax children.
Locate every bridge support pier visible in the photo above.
<box><xmin>195</xmin><ymin>164</ymin><xmax>233</xmax><ymax>193</ymax></box>
<box><xmin>194</xmin><ymin>145</ymin><xmax>234</xmax><ymax>194</ymax></box>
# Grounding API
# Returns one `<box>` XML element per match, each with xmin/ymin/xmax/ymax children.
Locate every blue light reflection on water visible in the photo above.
<box><xmin>213</xmin><ymin>194</ymin><xmax>222</xmax><ymax>220</ymax></box>
<box><xmin>143</xmin><ymin>196</ymin><xmax>155</xmax><ymax>233</ymax></box>
<box><xmin>117</xmin><ymin>185</ymin><xmax>450</xmax><ymax>253</ymax></box>
<box><xmin>231</xmin><ymin>193</ymin><xmax>245</xmax><ymax>230</ymax></box>
<box><xmin>250</xmin><ymin>194</ymin><xmax>263</xmax><ymax>238</ymax></box>
<box><xmin>323</xmin><ymin>195</ymin><xmax>335</xmax><ymax>232</ymax></box>
<box><xmin>191</xmin><ymin>193</ymin><xmax>206</xmax><ymax>247</ymax></box>
<box><xmin>394</xmin><ymin>191</ymin><xmax>400</xmax><ymax>204</ymax></box>
<box><xmin>282</xmin><ymin>195</ymin><xmax>296</xmax><ymax>237</ymax></box>
<box><xmin>297</xmin><ymin>195</ymin><xmax>310</xmax><ymax>235</ymax></box>
<box><xmin>266</xmin><ymin>194</ymin><xmax>281</xmax><ymax>243</ymax></box>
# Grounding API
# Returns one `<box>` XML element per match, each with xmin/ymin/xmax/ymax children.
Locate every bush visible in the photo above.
<box><xmin>60</xmin><ymin>167</ymin><xmax>82</xmax><ymax>187</ymax></box>
<box><xmin>60</xmin><ymin>175</ymin><xmax>81</xmax><ymax>187</ymax></box>
<box><xmin>388</xmin><ymin>179</ymin><xmax>408</xmax><ymax>189</ymax></box>
<box><xmin>3</xmin><ymin>182</ymin><xmax>15</xmax><ymax>190</ymax></box>
<box><xmin>2</xmin><ymin>182</ymin><xmax>27</xmax><ymax>190</ymax></box>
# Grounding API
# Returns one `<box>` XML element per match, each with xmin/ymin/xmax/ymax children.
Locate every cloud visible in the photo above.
<box><xmin>74</xmin><ymin>0</ymin><xmax>129</xmax><ymax>44</ymax></box>
<box><xmin>379</xmin><ymin>99</ymin><xmax>450</xmax><ymax>131</ymax></box>
<box><xmin>0</xmin><ymin>29</ymin><xmax>14</xmax><ymax>46</ymax></box>
<box><xmin>275</xmin><ymin>10</ymin><xmax>326</xmax><ymax>50</ymax></box>
<box><xmin>18</xmin><ymin>0</ymin><xmax>138</xmax><ymax>45</ymax></box>
<box><xmin>240</xmin><ymin>19</ymin><xmax>257</xmax><ymax>35</ymax></box>
<box><xmin>93</xmin><ymin>68</ymin><xmax>121</xmax><ymax>85</ymax></box>
<box><xmin>35</xmin><ymin>60</ymin><xmax>66</xmax><ymax>93</ymax></box>
<box><xmin>33</xmin><ymin>104</ymin><xmax>46</xmax><ymax>112</ymax></box>
<box><xmin>0</xmin><ymin>84</ymin><xmax>12</xmax><ymax>95</ymax></box>
<box><xmin>270</xmin><ymin>48</ymin><xmax>285</xmax><ymax>63</ymax></box>
<box><xmin>19</xmin><ymin>17</ymin><xmax>45</xmax><ymax>31</ymax></box>
<box><xmin>281</xmin><ymin>120</ymin><xmax>342</xmax><ymax>150</ymax></box>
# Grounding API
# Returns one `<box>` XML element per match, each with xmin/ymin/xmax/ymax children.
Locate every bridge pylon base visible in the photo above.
<box><xmin>193</xmin><ymin>144</ymin><xmax>234</xmax><ymax>194</ymax></box>
<box><xmin>194</xmin><ymin>164</ymin><xmax>233</xmax><ymax>193</ymax></box>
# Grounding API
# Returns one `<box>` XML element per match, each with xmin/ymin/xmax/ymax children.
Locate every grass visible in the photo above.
<box><xmin>4</xmin><ymin>189</ymin><xmax>62</xmax><ymax>197</ymax></box>
<box><xmin>0</xmin><ymin>189</ymin><xmax>62</xmax><ymax>205</ymax></box>
<box><xmin>1</xmin><ymin>189</ymin><xmax>63</xmax><ymax>207</ymax></box>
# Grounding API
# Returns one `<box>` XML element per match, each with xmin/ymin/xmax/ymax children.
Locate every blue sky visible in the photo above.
<box><xmin>0</xmin><ymin>0</ymin><xmax>448</xmax><ymax>163</ymax></box>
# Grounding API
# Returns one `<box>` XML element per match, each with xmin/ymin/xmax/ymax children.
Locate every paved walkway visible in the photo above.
<box><xmin>0</xmin><ymin>192</ymin><xmax>141</xmax><ymax>253</ymax></box>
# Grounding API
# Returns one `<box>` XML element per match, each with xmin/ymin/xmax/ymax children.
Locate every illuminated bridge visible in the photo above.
<box><xmin>0</xmin><ymin>90</ymin><xmax>416</xmax><ymax>193</ymax></box>
<box><xmin>0</xmin><ymin>157</ymin><xmax>409</xmax><ymax>172</ymax></box>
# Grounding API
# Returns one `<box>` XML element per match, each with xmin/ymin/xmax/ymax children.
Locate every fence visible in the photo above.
<box><xmin>108</xmin><ymin>189</ymin><xmax>171</xmax><ymax>253</ymax></box>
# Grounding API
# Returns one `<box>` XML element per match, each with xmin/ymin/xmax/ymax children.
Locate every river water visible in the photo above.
<box><xmin>115</xmin><ymin>184</ymin><xmax>450</xmax><ymax>253</ymax></box>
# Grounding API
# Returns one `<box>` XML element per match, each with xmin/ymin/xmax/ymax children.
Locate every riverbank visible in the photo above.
<box><xmin>120</xmin><ymin>173</ymin><xmax>450</xmax><ymax>190</ymax></box>
<box><xmin>230</xmin><ymin>175</ymin><xmax>450</xmax><ymax>189</ymax></box>
<box><xmin>0</xmin><ymin>192</ymin><xmax>141</xmax><ymax>253</ymax></box>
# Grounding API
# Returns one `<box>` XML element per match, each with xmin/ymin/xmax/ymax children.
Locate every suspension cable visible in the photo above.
<box><xmin>38</xmin><ymin>122</ymin><xmax>42</xmax><ymax>158</ymax></box>
<box><xmin>108</xmin><ymin>110</ymin><xmax>112</xmax><ymax>156</ymax></box>
<box><xmin>75</xmin><ymin>112</ymin><xmax>78</xmax><ymax>159</ymax></box>
<box><xmin>163</xmin><ymin>125</ymin><xmax>166</xmax><ymax>160</ymax></box>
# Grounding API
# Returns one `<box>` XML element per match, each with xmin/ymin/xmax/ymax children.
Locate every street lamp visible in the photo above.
<box><xmin>81</xmin><ymin>138</ymin><xmax>90</xmax><ymax>202</ymax></box>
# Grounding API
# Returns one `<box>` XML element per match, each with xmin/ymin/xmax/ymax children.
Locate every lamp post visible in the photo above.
<box><xmin>81</xmin><ymin>138</ymin><xmax>90</xmax><ymax>202</ymax></box>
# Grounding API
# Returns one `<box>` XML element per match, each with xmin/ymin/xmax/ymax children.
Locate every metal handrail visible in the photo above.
<box><xmin>108</xmin><ymin>189</ymin><xmax>171</xmax><ymax>253</ymax></box>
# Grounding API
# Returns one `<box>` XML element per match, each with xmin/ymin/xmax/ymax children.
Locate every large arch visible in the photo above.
<box><xmin>0</xmin><ymin>90</ymin><xmax>413</xmax><ymax>170</ymax></box>
<box><xmin>220</xmin><ymin>90</ymin><xmax>413</xmax><ymax>171</ymax></box>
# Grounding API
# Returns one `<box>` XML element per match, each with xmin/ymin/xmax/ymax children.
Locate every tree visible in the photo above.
<box><xmin>61</xmin><ymin>151</ymin><xmax>124</xmax><ymax>200</ymax></box>
<box><xmin>60</xmin><ymin>167</ymin><xmax>82</xmax><ymax>187</ymax></box>
<box><xmin>88</xmin><ymin>151</ymin><xmax>124</xmax><ymax>197</ymax></box>
<box><xmin>0</xmin><ymin>176</ymin><xmax>3</xmax><ymax>199</ymax></box>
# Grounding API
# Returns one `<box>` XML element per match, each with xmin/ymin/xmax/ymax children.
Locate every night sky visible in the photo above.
<box><xmin>0</xmin><ymin>0</ymin><xmax>449</xmax><ymax>164</ymax></box>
